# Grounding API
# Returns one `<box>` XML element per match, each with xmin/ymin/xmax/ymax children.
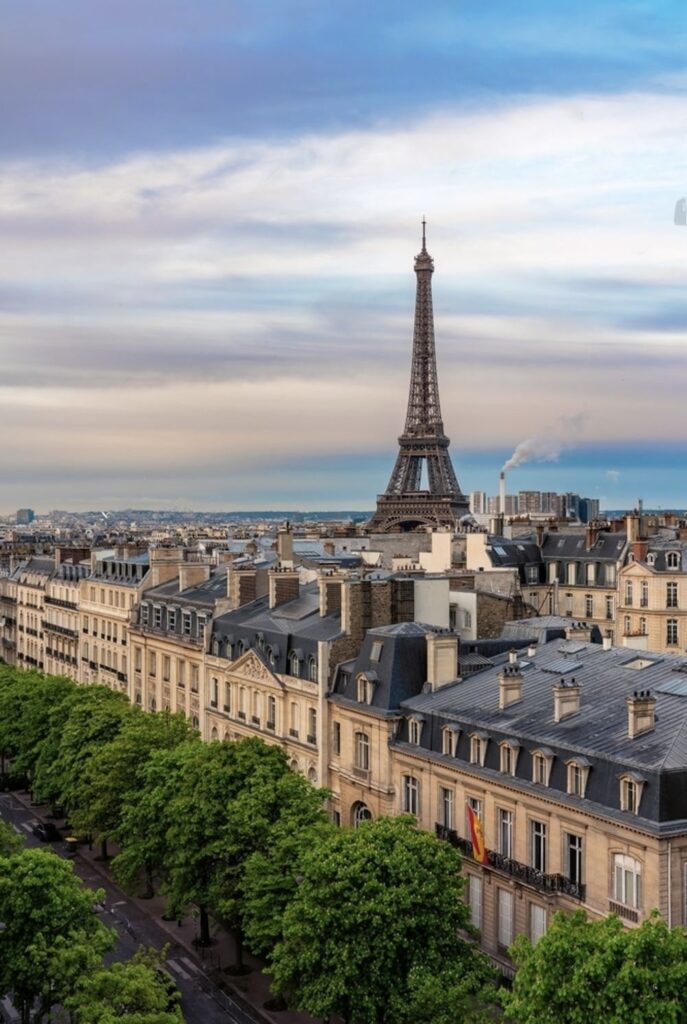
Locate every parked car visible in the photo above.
<box><xmin>32</xmin><ymin>821</ymin><xmax>62</xmax><ymax>842</ymax></box>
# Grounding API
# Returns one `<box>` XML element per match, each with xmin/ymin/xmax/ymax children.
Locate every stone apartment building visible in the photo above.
<box><xmin>43</xmin><ymin>558</ymin><xmax>90</xmax><ymax>681</ymax></box>
<box><xmin>617</xmin><ymin>538</ymin><xmax>687</xmax><ymax>654</ymax></box>
<box><xmin>14</xmin><ymin>557</ymin><xmax>54</xmax><ymax>673</ymax></box>
<box><xmin>365</xmin><ymin>623</ymin><xmax>687</xmax><ymax>972</ymax></box>
<box><xmin>0</xmin><ymin>573</ymin><xmax>18</xmax><ymax>667</ymax></box>
<box><xmin>79</xmin><ymin>548</ymin><xmax>150</xmax><ymax>695</ymax></box>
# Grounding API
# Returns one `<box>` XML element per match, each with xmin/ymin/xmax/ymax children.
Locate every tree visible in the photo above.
<box><xmin>0</xmin><ymin>819</ymin><xmax>23</xmax><ymax>856</ymax></box>
<box><xmin>397</xmin><ymin>959</ymin><xmax>497</xmax><ymax>1024</ymax></box>
<box><xmin>67</xmin><ymin>947</ymin><xmax>183</xmax><ymax>1024</ymax></box>
<box><xmin>502</xmin><ymin>909</ymin><xmax>687</xmax><ymax>1024</ymax></box>
<box><xmin>0</xmin><ymin>668</ymin><xmax>76</xmax><ymax>782</ymax></box>
<box><xmin>0</xmin><ymin>848</ymin><xmax>114</xmax><ymax>1023</ymax></box>
<box><xmin>269</xmin><ymin>815</ymin><xmax>484</xmax><ymax>1024</ymax></box>
<box><xmin>70</xmin><ymin>707</ymin><xmax>195</xmax><ymax>858</ymax></box>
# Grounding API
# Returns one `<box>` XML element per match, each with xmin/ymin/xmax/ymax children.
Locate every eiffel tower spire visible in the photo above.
<box><xmin>367</xmin><ymin>223</ymin><xmax>469</xmax><ymax>533</ymax></box>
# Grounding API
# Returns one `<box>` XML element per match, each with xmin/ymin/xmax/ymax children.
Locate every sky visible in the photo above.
<box><xmin>1</xmin><ymin>0</ymin><xmax>686</xmax><ymax>513</ymax></box>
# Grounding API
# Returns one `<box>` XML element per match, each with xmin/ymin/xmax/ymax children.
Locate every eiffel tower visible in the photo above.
<box><xmin>367</xmin><ymin>223</ymin><xmax>469</xmax><ymax>533</ymax></box>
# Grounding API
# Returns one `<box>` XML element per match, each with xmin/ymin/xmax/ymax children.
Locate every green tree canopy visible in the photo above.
<box><xmin>269</xmin><ymin>815</ymin><xmax>484</xmax><ymax>1024</ymax></box>
<box><xmin>0</xmin><ymin>668</ymin><xmax>76</xmax><ymax>780</ymax></box>
<box><xmin>0</xmin><ymin>848</ymin><xmax>114</xmax><ymax>1022</ymax></box>
<box><xmin>502</xmin><ymin>909</ymin><xmax>687</xmax><ymax>1024</ymax></box>
<box><xmin>70</xmin><ymin>707</ymin><xmax>195</xmax><ymax>848</ymax></box>
<box><xmin>67</xmin><ymin>947</ymin><xmax>183</xmax><ymax>1024</ymax></box>
<box><xmin>0</xmin><ymin>819</ymin><xmax>23</xmax><ymax>856</ymax></box>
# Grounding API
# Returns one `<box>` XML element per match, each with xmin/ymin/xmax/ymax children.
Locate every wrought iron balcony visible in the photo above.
<box><xmin>45</xmin><ymin>595</ymin><xmax>78</xmax><ymax>610</ymax></box>
<box><xmin>435</xmin><ymin>824</ymin><xmax>585</xmax><ymax>901</ymax></box>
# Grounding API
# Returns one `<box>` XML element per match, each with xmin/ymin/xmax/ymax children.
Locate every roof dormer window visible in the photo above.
<box><xmin>531</xmin><ymin>748</ymin><xmax>554</xmax><ymax>787</ymax></box>
<box><xmin>408</xmin><ymin>717</ymin><xmax>423</xmax><ymax>745</ymax></box>
<box><xmin>667</xmin><ymin>552</ymin><xmax>680</xmax><ymax>570</ymax></box>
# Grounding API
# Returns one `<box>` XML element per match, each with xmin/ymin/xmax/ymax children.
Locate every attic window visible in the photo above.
<box><xmin>623</xmin><ymin>657</ymin><xmax>658</xmax><ymax>671</ymax></box>
<box><xmin>370</xmin><ymin>640</ymin><xmax>383</xmax><ymax>662</ymax></box>
<box><xmin>667</xmin><ymin>552</ymin><xmax>680</xmax><ymax>570</ymax></box>
<box><xmin>647</xmin><ymin>553</ymin><xmax>656</xmax><ymax>566</ymax></box>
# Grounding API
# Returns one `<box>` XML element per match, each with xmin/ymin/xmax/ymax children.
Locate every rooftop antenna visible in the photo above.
<box><xmin>421</xmin><ymin>216</ymin><xmax>427</xmax><ymax>251</ymax></box>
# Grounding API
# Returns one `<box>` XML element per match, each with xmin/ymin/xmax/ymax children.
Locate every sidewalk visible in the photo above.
<box><xmin>13</xmin><ymin>791</ymin><xmax>319</xmax><ymax>1024</ymax></box>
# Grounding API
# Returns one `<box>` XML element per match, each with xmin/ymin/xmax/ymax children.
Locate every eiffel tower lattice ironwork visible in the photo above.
<box><xmin>367</xmin><ymin>223</ymin><xmax>469</xmax><ymax>532</ymax></box>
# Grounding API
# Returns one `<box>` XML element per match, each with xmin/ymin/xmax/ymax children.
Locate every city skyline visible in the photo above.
<box><xmin>1</xmin><ymin>2</ymin><xmax>686</xmax><ymax>511</ymax></box>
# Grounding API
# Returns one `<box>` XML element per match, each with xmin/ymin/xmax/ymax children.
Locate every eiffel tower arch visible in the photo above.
<box><xmin>367</xmin><ymin>224</ymin><xmax>469</xmax><ymax>533</ymax></box>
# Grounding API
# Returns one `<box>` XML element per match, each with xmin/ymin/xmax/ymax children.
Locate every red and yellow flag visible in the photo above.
<box><xmin>467</xmin><ymin>803</ymin><xmax>490</xmax><ymax>865</ymax></box>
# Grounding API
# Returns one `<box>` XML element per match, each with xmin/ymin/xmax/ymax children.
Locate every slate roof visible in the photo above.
<box><xmin>541</xmin><ymin>532</ymin><xmax>627</xmax><ymax>562</ymax></box>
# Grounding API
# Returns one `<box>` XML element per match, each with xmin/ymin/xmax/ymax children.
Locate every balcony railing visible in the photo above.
<box><xmin>42</xmin><ymin>620</ymin><xmax>78</xmax><ymax>639</ymax></box>
<box><xmin>45</xmin><ymin>595</ymin><xmax>78</xmax><ymax>610</ymax></box>
<box><xmin>608</xmin><ymin>899</ymin><xmax>639</xmax><ymax>923</ymax></box>
<box><xmin>435</xmin><ymin>824</ymin><xmax>586</xmax><ymax>901</ymax></box>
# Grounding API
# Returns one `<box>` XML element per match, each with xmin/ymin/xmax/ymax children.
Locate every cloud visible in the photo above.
<box><xmin>606</xmin><ymin>470</ymin><xmax>621</xmax><ymax>483</ymax></box>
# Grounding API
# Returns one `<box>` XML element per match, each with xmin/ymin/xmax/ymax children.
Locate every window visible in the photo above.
<box><xmin>307</xmin><ymin>707</ymin><xmax>317</xmax><ymax>744</ymax></box>
<box><xmin>148</xmin><ymin>651</ymin><xmax>156</xmax><ymax>677</ymax></box>
<box><xmin>613</xmin><ymin>854</ymin><xmax>641</xmax><ymax>908</ymax></box>
<box><xmin>83</xmin><ymin>615</ymin><xmax>89</xmax><ymax>633</ymax></box>
<box><xmin>497</xmin><ymin>888</ymin><xmax>514</xmax><ymax>950</ymax></box>
<box><xmin>409</xmin><ymin>718</ymin><xmax>422</xmax><ymax>745</ymax></box>
<box><xmin>620</xmin><ymin>775</ymin><xmax>643</xmax><ymax>814</ymax></box>
<box><xmin>466</xmin><ymin>796</ymin><xmax>482</xmax><ymax>833</ymax></box>
<box><xmin>251</xmin><ymin>690</ymin><xmax>261</xmax><ymax>724</ymax></box>
<box><xmin>667</xmin><ymin>552</ymin><xmax>680</xmax><ymax>570</ymax></box>
<box><xmin>289</xmin><ymin>702</ymin><xmax>299</xmax><ymax>737</ymax></box>
<box><xmin>530</xmin><ymin>820</ymin><xmax>547</xmax><ymax>872</ymax></box>
<box><xmin>223</xmin><ymin>682</ymin><xmax>231</xmax><ymax>712</ymax></box>
<box><xmin>624</xmin><ymin>615</ymin><xmax>631</xmax><ymax>635</ymax></box>
<box><xmin>357</xmin><ymin>675</ymin><xmax>373</xmax><ymax>704</ymax></box>
<box><xmin>162</xmin><ymin>656</ymin><xmax>170</xmax><ymax>682</ymax></box>
<box><xmin>498</xmin><ymin>808</ymin><xmax>513</xmax><ymax>858</ymax></box>
<box><xmin>308</xmin><ymin>657</ymin><xmax>317</xmax><ymax>682</ymax></box>
<box><xmin>529</xmin><ymin>904</ymin><xmax>547</xmax><ymax>944</ymax></box>
<box><xmin>191</xmin><ymin>664</ymin><xmax>199</xmax><ymax>692</ymax></box>
<box><xmin>90</xmin><ymin>586</ymin><xmax>96</xmax><ymax>601</ymax></box>
<box><xmin>182</xmin><ymin>612</ymin><xmax>192</xmax><ymax>636</ymax></box>
<box><xmin>332</xmin><ymin>721</ymin><xmax>341</xmax><ymax>755</ymax></box>
<box><xmin>567</xmin><ymin>563</ymin><xmax>576</xmax><ymax>585</ymax></box>
<box><xmin>467</xmin><ymin>875</ymin><xmax>482</xmax><ymax>930</ymax></box>
<box><xmin>134</xmin><ymin>647</ymin><xmax>142</xmax><ymax>672</ymax></box>
<box><xmin>585</xmin><ymin>594</ymin><xmax>594</xmax><ymax>618</ymax></box>
<box><xmin>625</xmin><ymin>581</ymin><xmax>633</xmax><ymax>606</ymax></box>
<box><xmin>238</xmin><ymin>687</ymin><xmax>246</xmax><ymax>719</ymax></box>
<box><xmin>547</xmin><ymin>562</ymin><xmax>558</xmax><ymax>584</ymax></box>
<box><xmin>267</xmin><ymin>696</ymin><xmax>276</xmax><ymax>730</ymax></box>
<box><xmin>211</xmin><ymin>677</ymin><xmax>218</xmax><ymax>708</ymax></box>
<box><xmin>567</xmin><ymin>760</ymin><xmax>588</xmax><ymax>797</ymax></box>
<box><xmin>640</xmin><ymin>581</ymin><xmax>649</xmax><ymax>608</ymax></box>
<box><xmin>586</xmin><ymin>563</ymin><xmax>595</xmax><ymax>585</ymax></box>
<box><xmin>606</xmin><ymin>564</ymin><xmax>616</xmax><ymax>585</ymax></box>
<box><xmin>370</xmin><ymin>640</ymin><xmax>383</xmax><ymax>662</ymax></box>
<box><xmin>355</xmin><ymin>732</ymin><xmax>370</xmax><ymax>771</ymax></box>
<box><xmin>352</xmin><ymin>802</ymin><xmax>372</xmax><ymax>827</ymax></box>
<box><xmin>153</xmin><ymin>606</ymin><xmax>162</xmax><ymax>628</ymax></box>
<box><xmin>647</xmin><ymin>553</ymin><xmax>656</xmax><ymax>566</ymax></box>
<box><xmin>667</xmin><ymin>582</ymin><xmax>679</xmax><ymax>609</ymax></box>
<box><xmin>442</xmin><ymin>726</ymin><xmax>457</xmax><ymax>757</ymax></box>
<box><xmin>667</xmin><ymin>618</ymin><xmax>679</xmax><ymax>646</ymax></box>
<box><xmin>401</xmin><ymin>775</ymin><xmax>420</xmax><ymax>816</ymax></box>
<box><xmin>500</xmin><ymin>743</ymin><xmax>517</xmax><ymax>776</ymax></box>
<box><xmin>470</xmin><ymin>734</ymin><xmax>486</xmax><ymax>766</ymax></box>
<box><xmin>168</xmin><ymin>608</ymin><xmax>177</xmax><ymax>631</ymax></box>
<box><xmin>526</xmin><ymin>565</ymin><xmax>539</xmax><ymax>585</ymax></box>
<box><xmin>639</xmin><ymin>616</ymin><xmax>647</xmax><ymax>635</ymax></box>
<box><xmin>565</xmin><ymin>833</ymin><xmax>583</xmax><ymax>885</ymax></box>
<box><xmin>289</xmin><ymin>650</ymin><xmax>300</xmax><ymax>677</ymax></box>
<box><xmin>605</xmin><ymin>596</ymin><xmax>614</xmax><ymax>620</ymax></box>
<box><xmin>532</xmin><ymin>752</ymin><xmax>551</xmax><ymax>786</ymax></box>
<box><xmin>177</xmin><ymin>659</ymin><xmax>185</xmax><ymax>687</ymax></box>
<box><xmin>438</xmin><ymin>786</ymin><xmax>454</xmax><ymax>829</ymax></box>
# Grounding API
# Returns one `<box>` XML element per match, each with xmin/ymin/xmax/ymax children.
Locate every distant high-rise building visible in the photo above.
<box><xmin>16</xmin><ymin>508</ymin><xmax>35</xmax><ymax>525</ymax></box>
<box><xmin>469</xmin><ymin>491</ymin><xmax>487</xmax><ymax>515</ymax></box>
<box><xmin>541</xmin><ymin>492</ymin><xmax>560</xmax><ymax>515</ymax></box>
<box><xmin>579</xmin><ymin>497</ymin><xmax>600</xmax><ymax>524</ymax></box>
<box><xmin>518</xmin><ymin>491</ymin><xmax>542</xmax><ymax>515</ymax></box>
<box><xmin>488</xmin><ymin>494</ymin><xmax>518</xmax><ymax>516</ymax></box>
<box><xmin>561</xmin><ymin>493</ymin><xmax>581</xmax><ymax>520</ymax></box>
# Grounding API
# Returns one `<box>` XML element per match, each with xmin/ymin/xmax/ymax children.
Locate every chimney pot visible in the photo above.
<box><xmin>627</xmin><ymin>690</ymin><xmax>656</xmax><ymax>738</ymax></box>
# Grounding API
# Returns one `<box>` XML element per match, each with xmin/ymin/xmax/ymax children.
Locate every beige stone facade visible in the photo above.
<box><xmin>43</xmin><ymin>569</ymin><xmax>84</xmax><ymax>681</ymax></box>
<box><xmin>0</xmin><ymin>574</ymin><xmax>17</xmax><ymax>667</ymax></box>
<box><xmin>617</xmin><ymin>558</ymin><xmax>687</xmax><ymax>654</ymax></box>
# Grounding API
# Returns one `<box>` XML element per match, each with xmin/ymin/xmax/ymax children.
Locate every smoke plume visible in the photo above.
<box><xmin>502</xmin><ymin>415</ymin><xmax>584</xmax><ymax>473</ymax></box>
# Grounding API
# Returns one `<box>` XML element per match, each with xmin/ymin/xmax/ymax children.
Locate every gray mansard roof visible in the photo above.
<box><xmin>541</xmin><ymin>531</ymin><xmax>627</xmax><ymax>562</ymax></box>
<box><xmin>400</xmin><ymin>637</ymin><xmax>687</xmax><ymax>829</ymax></box>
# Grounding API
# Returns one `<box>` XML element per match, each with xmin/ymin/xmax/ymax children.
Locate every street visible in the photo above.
<box><xmin>0</xmin><ymin>794</ymin><xmax>256</xmax><ymax>1024</ymax></box>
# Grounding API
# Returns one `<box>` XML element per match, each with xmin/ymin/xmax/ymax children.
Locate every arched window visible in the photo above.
<box><xmin>210</xmin><ymin>727</ymin><xmax>219</xmax><ymax>741</ymax></box>
<box><xmin>289</xmin><ymin>757</ymin><xmax>299</xmax><ymax>772</ymax></box>
<box><xmin>307</xmin><ymin>767</ymin><xmax>317</xmax><ymax>784</ymax></box>
<box><xmin>150</xmin><ymin>696</ymin><xmax>157</xmax><ymax>712</ymax></box>
<box><xmin>289</xmin><ymin>650</ymin><xmax>301</xmax><ymax>677</ymax></box>
<box><xmin>212</xmin><ymin>636</ymin><xmax>220</xmax><ymax>656</ymax></box>
<box><xmin>308</xmin><ymin>657</ymin><xmax>317</xmax><ymax>682</ymax></box>
<box><xmin>352</xmin><ymin>801</ymin><xmax>373</xmax><ymax>827</ymax></box>
<box><xmin>613</xmin><ymin>854</ymin><xmax>642</xmax><ymax>908</ymax></box>
<box><xmin>135</xmin><ymin>692</ymin><xmax>142</xmax><ymax>705</ymax></box>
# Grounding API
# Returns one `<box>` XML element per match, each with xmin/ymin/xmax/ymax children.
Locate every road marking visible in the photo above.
<box><xmin>21</xmin><ymin>821</ymin><xmax>34</xmax><ymax>832</ymax></box>
<box><xmin>179</xmin><ymin>956</ymin><xmax>202</xmax><ymax>975</ymax></box>
<box><xmin>166</xmin><ymin>958</ymin><xmax>192</xmax><ymax>980</ymax></box>
<box><xmin>11</xmin><ymin>823</ymin><xmax>21</xmax><ymax>834</ymax></box>
<box><xmin>1</xmin><ymin>996</ymin><xmax>20</xmax><ymax>1023</ymax></box>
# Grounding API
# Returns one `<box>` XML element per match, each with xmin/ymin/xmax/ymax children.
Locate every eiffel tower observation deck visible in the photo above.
<box><xmin>367</xmin><ymin>223</ymin><xmax>469</xmax><ymax>533</ymax></box>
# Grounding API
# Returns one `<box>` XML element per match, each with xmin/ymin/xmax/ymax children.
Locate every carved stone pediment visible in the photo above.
<box><xmin>233</xmin><ymin>649</ymin><xmax>275</xmax><ymax>683</ymax></box>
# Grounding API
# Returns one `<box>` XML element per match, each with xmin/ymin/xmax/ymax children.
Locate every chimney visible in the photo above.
<box><xmin>277</xmin><ymin>523</ymin><xmax>294</xmax><ymax>568</ymax></box>
<box><xmin>148</xmin><ymin>546</ymin><xmax>183</xmax><ymax>587</ymax></box>
<box><xmin>553</xmin><ymin>677</ymin><xmax>581</xmax><ymax>722</ymax></box>
<box><xmin>508</xmin><ymin>648</ymin><xmax>519</xmax><ymax>665</ymax></box>
<box><xmin>626</xmin><ymin>514</ymin><xmax>640</xmax><ymax>544</ymax></box>
<box><xmin>228</xmin><ymin>566</ymin><xmax>269</xmax><ymax>608</ymax></box>
<box><xmin>565</xmin><ymin>621</ymin><xmax>592</xmax><ymax>642</ymax></box>
<box><xmin>632</xmin><ymin>540</ymin><xmax>648</xmax><ymax>564</ymax></box>
<box><xmin>602</xmin><ymin>632</ymin><xmax>613</xmax><ymax>651</ymax></box>
<box><xmin>268</xmin><ymin>567</ymin><xmax>300</xmax><ymax>609</ymax></box>
<box><xmin>490</xmin><ymin>514</ymin><xmax>505</xmax><ymax>536</ymax></box>
<box><xmin>318</xmin><ymin>570</ymin><xmax>343</xmax><ymax>616</ymax></box>
<box><xmin>323</xmin><ymin>541</ymin><xmax>336</xmax><ymax>557</ymax></box>
<box><xmin>498</xmin><ymin>663</ymin><xmax>523</xmax><ymax>709</ymax></box>
<box><xmin>535</xmin><ymin>524</ymin><xmax>545</xmax><ymax>548</ymax></box>
<box><xmin>627</xmin><ymin>690</ymin><xmax>656</xmax><ymax>739</ymax></box>
<box><xmin>500</xmin><ymin>472</ymin><xmax>506</xmax><ymax>515</ymax></box>
<box><xmin>178</xmin><ymin>562</ymin><xmax>211</xmax><ymax>592</ymax></box>
<box><xmin>426</xmin><ymin>631</ymin><xmax>459</xmax><ymax>690</ymax></box>
<box><xmin>585</xmin><ymin>523</ymin><xmax>601</xmax><ymax>550</ymax></box>
<box><xmin>527</xmin><ymin>643</ymin><xmax>537</xmax><ymax>658</ymax></box>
